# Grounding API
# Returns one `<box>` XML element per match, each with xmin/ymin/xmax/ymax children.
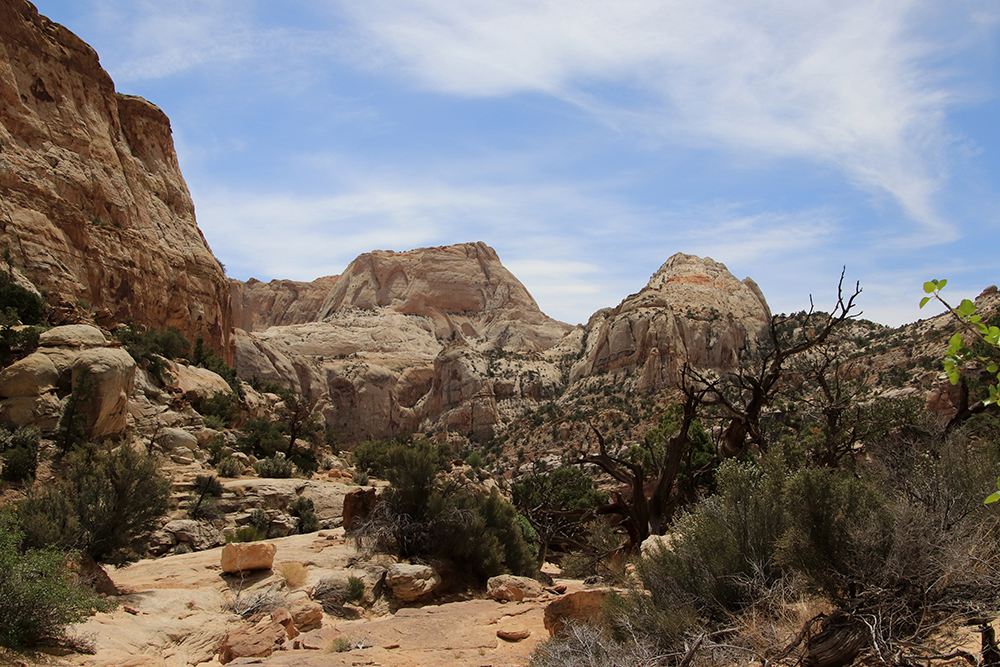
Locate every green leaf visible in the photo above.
<box><xmin>919</xmin><ymin>296</ymin><xmax>931</xmax><ymax>308</ymax></box>
<box><xmin>938</xmin><ymin>279</ymin><xmax>947</xmax><ymax>289</ymax></box>
<box><xmin>958</xmin><ymin>299</ymin><xmax>976</xmax><ymax>317</ymax></box>
<box><xmin>987</xmin><ymin>363</ymin><xmax>998</xmax><ymax>374</ymax></box>
<box><xmin>987</xmin><ymin>492</ymin><xmax>1000</xmax><ymax>505</ymax></box>
<box><xmin>923</xmin><ymin>281</ymin><xmax>937</xmax><ymax>294</ymax></box>
<box><xmin>948</xmin><ymin>332</ymin><xmax>964</xmax><ymax>351</ymax></box>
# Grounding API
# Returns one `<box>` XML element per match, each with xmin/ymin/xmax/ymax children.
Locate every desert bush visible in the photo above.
<box><xmin>64</xmin><ymin>444</ymin><xmax>170</xmax><ymax>565</ymax></box>
<box><xmin>226</xmin><ymin>526</ymin><xmax>264</xmax><ymax>543</ymax></box>
<box><xmin>253</xmin><ymin>453</ymin><xmax>294</xmax><ymax>478</ymax></box>
<box><xmin>351</xmin><ymin>434</ymin><xmax>451</xmax><ymax>480</ymax></box>
<box><xmin>775</xmin><ymin>466</ymin><xmax>891</xmax><ymax>597</ymax></box>
<box><xmin>188</xmin><ymin>474</ymin><xmax>224</xmax><ymax>520</ymax></box>
<box><xmin>289</xmin><ymin>496</ymin><xmax>319</xmax><ymax>533</ymax></box>
<box><xmin>1</xmin><ymin>443</ymin><xmax>38</xmax><ymax>483</ymax></box>
<box><xmin>216</xmin><ymin>455</ymin><xmax>243</xmax><ymax>478</ymax></box>
<box><xmin>351</xmin><ymin>471</ymin><xmax>369</xmax><ymax>486</ymax></box>
<box><xmin>248</xmin><ymin>507</ymin><xmax>271</xmax><ymax>535</ymax></box>
<box><xmin>640</xmin><ymin>452</ymin><xmax>789</xmax><ymax>617</ymax></box>
<box><xmin>1</xmin><ymin>426</ymin><xmax>41</xmax><ymax>483</ymax></box>
<box><xmin>347</xmin><ymin>575</ymin><xmax>365</xmax><ymax>603</ymax></box>
<box><xmin>276</xmin><ymin>562</ymin><xmax>308</xmax><ymax>589</ymax></box>
<box><xmin>55</xmin><ymin>368</ymin><xmax>94</xmax><ymax>452</ymax></box>
<box><xmin>238</xmin><ymin>418</ymin><xmax>287</xmax><ymax>459</ymax></box>
<box><xmin>199</xmin><ymin>391</ymin><xmax>239</xmax><ymax>428</ymax></box>
<box><xmin>203</xmin><ymin>414</ymin><xmax>227</xmax><ymax>431</ymax></box>
<box><xmin>0</xmin><ymin>514</ymin><xmax>107</xmax><ymax>650</ymax></box>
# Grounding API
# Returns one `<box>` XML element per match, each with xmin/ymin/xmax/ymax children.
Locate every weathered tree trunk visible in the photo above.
<box><xmin>804</xmin><ymin>611</ymin><xmax>868</xmax><ymax>667</ymax></box>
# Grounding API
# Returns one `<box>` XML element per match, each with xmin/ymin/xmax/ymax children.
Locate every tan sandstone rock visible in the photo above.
<box><xmin>0</xmin><ymin>351</ymin><xmax>59</xmax><ymax>398</ymax></box>
<box><xmin>221</xmin><ymin>542</ymin><xmax>276</xmax><ymax>573</ymax></box>
<box><xmin>497</xmin><ymin>626</ymin><xmax>531</xmax><ymax>641</ymax></box>
<box><xmin>218</xmin><ymin>616</ymin><xmax>286</xmax><ymax>664</ymax></box>
<box><xmin>288</xmin><ymin>599</ymin><xmax>323</xmax><ymax>633</ymax></box>
<box><xmin>544</xmin><ymin>590</ymin><xmax>607</xmax><ymax>637</ymax></box>
<box><xmin>487</xmin><ymin>574</ymin><xmax>544</xmax><ymax>602</ymax></box>
<box><xmin>0</xmin><ymin>2</ymin><xmax>232</xmax><ymax>360</ymax></box>
<box><xmin>386</xmin><ymin>563</ymin><xmax>442</xmax><ymax>602</ymax></box>
<box><xmin>71</xmin><ymin>347</ymin><xmax>135</xmax><ymax>438</ymax></box>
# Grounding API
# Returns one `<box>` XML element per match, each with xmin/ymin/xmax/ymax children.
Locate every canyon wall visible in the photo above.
<box><xmin>0</xmin><ymin>0</ymin><xmax>232</xmax><ymax>361</ymax></box>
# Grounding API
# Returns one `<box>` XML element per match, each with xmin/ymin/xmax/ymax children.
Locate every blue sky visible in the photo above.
<box><xmin>32</xmin><ymin>0</ymin><xmax>1000</xmax><ymax>326</ymax></box>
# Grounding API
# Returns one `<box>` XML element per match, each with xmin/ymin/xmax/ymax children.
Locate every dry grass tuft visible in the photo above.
<box><xmin>276</xmin><ymin>561</ymin><xmax>308</xmax><ymax>590</ymax></box>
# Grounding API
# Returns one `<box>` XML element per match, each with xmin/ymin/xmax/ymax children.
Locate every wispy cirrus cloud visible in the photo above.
<box><xmin>339</xmin><ymin>0</ymin><xmax>976</xmax><ymax>238</ymax></box>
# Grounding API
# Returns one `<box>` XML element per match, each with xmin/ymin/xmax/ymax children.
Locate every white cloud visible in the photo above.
<box><xmin>340</xmin><ymin>0</ymin><xmax>970</xmax><ymax>238</ymax></box>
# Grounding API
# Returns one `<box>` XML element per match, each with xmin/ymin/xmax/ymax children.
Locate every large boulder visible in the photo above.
<box><xmin>544</xmin><ymin>590</ymin><xmax>607</xmax><ymax>637</ymax></box>
<box><xmin>486</xmin><ymin>574</ymin><xmax>544</xmax><ymax>602</ymax></box>
<box><xmin>221</xmin><ymin>542</ymin><xmax>276</xmax><ymax>573</ymax></box>
<box><xmin>0</xmin><ymin>352</ymin><xmax>59</xmax><ymax>398</ymax></box>
<box><xmin>71</xmin><ymin>347</ymin><xmax>136</xmax><ymax>438</ymax></box>
<box><xmin>385</xmin><ymin>563</ymin><xmax>441</xmax><ymax>602</ymax></box>
<box><xmin>161</xmin><ymin>519</ymin><xmax>224</xmax><ymax>551</ymax></box>
<box><xmin>38</xmin><ymin>325</ymin><xmax>108</xmax><ymax>348</ymax></box>
<box><xmin>169</xmin><ymin>360</ymin><xmax>232</xmax><ymax>402</ymax></box>
<box><xmin>342</xmin><ymin>486</ymin><xmax>377</xmax><ymax>530</ymax></box>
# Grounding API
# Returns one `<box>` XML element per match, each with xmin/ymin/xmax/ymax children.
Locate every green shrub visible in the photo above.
<box><xmin>199</xmin><ymin>391</ymin><xmax>239</xmax><ymax>428</ymax></box>
<box><xmin>248</xmin><ymin>508</ymin><xmax>271</xmax><ymax>536</ymax></box>
<box><xmin>238</xmin><ymin>418</ymin><xmax>287</xmax><ymax>459</ymax></box>
<box><xmin>254</xmin><ymin>454</ymin><xmax>294</xmax><ymax>478</ymax></box>
<box><xmin>15</xmin><ymin>485</ymin><xmax>81</xmax><ymax>552</ymax></box>
<box><xmin>217</xmin><ymin>455</ymin><xmax>243</xmax><ymax>478</ymax></box>
<box><xmin>347</xmin><ymin>575</ymin><xmax>365</xmax><ymax>603</ymax></box>
<box><xmin>55</xmin><ymin>368</ymin><xmax>94</xmax><ymax>452</ymax></box>
<box><xmin>65</xmin><ymin>444</ymin><xmax>170</xmax><ymax>565</ymax></box>
<box><xmin>0</xmin><ymin>268</ymin><xmax>46</xmax><ymax>325</ymax></box>
<box><xmin>226</xmin><ymin>526</ymin><xmax>264</xmax><ymax>543</ymax></box>
<box><xmin>775</xmin><ymin>466</ymin><xmax>891</xmax><ymax>597</ymax></box>
<box><xmin>2</xmin><ymin>444</ymin><xmax>37</xmax><ymax>483</ymax></box>
<box><xmin>351</xmin><ymin>471</ymin><xmax>369</xmax><ymax>486</ymax></box>
<box><xmin>188</xmin><ymin>475</ymin><xmax>224</xmax><ymax>520</ymax></box>
<box><xmin>0</xmin><ymin>515</ymin><xmax>107</xmax><ymax>650</ymax></box>
<box><xmin>467</xmin><ymin>451</ymin><xmax>482</xmax><ymax>469</ymax></box>
<box><xmin>351</xmin><ymin>434</ymin><xmax>451</xmax><ymax>480</ymax></box>
<box><xmin>289</xmin><ymin>496</ymin><xmax>319</xmax><ymax>534</ymax></box>
<box><xmin>203</xmin><ymin>414</ymin><xmax>227</xmax><ymax>431</ymax></box>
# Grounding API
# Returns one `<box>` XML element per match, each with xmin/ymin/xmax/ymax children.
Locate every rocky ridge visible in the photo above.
<box><xmin>0</xmin><ymin>0</ymin><xmax>232</xmax><ymax>361</ymax></box>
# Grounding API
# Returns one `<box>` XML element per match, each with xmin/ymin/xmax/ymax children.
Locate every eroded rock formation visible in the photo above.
<box><xmin>571</xmin><ymin>253</ymin><xmax>771</xmax><ymax>390</ymax></box>
<box><xmin>0</xmin><ymin>0</ymin><xmax>232</xmax><ymax>360</ymax></box>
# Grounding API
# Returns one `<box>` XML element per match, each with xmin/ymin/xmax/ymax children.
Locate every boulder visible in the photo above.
<box><xmin>221</xmin><ymin>542</ymin><xmax>276</xmax><ymax>573</ymax></box>
<box><xmin>385</xmin><ymin>563</ymin><xmax>441</xmax><ymax>602</ymax></box>
<box><xmin>0</xmin><ymin>352</ymin><xmax>58</xmax><ymax>398</ymax></box>
<box><xmin>158</xmin><ymin>427</ymin><xmax>199</xmax><ymax>452</ymax></box>
<box><xmin>161</xmin><ymin>519</ymin><xmax>224</xmax><ymax>551</ymax></box>
<box><xmin>270</xmin><ymin>607</ymin><xmax>299</xmax><ymax>640</ymax></box>
<box><xmin>218</xmin><ymin>616</ymin><xmax>286</xmax><ymax>664</ymax></box>
<box><xmin>288</xmin><ymin>599</ymin><xmax>323</xmax><ymax>632</ymax></box>
<box><xmin>71</xmin><ymin>347</ymin><xmax>136</xmax><ymax>438</ymax></box>
<box><xmin>544</xmin><ymin>590</ymin><xmax>607</xmax><ymax>637</ymax></box>
<box><xmin>497</xmin><ymin>626</ymin><xmax>531</xmax><ymax>641</ymax></box>
<box><xmin>342</xmin><ymin>486</ymin><xmax>377</xmax><ymax>530</ymax></box>
<box><xmin>486</xmin><ymin>574</ymin><xmax>544</xmax><ymax>602</ymax></box>
<box><xmin>640</xmin><ymin>533</ymin><xmax>674</xmax><ymax>558</ymax></box>
<box><xmin>170</xmin><ymin>361</ymin><xmax>232</xmax><ymax>402</ymax></box>
<box><xmin>38</xmin><ymin>325</ymin><xmax>108</xmax><ymax>348</ymax></box>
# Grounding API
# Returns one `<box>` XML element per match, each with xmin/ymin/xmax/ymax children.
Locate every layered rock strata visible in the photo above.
<box><xmin>0</xmin><ymin>0</ymin><xmax>232</xmax><ymax>360</ymax></box>
<box><xmin>232</xmin><ymin>243</ymin><xmax>574</xmax><ymax>442</ymax></box>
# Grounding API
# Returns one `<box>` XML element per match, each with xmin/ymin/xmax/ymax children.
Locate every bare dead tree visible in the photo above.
<box><xmin>572</xmin><ymin>387</ymin><xmax>704</xmax><ymax>549</ymax></box>
<box><xmin>688</xmin><ymin>270</ymin><xmax>862</xmax><ymax>459</ymax></box>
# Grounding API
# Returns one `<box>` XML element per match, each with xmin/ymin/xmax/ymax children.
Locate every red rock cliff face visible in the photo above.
<box><xmin>0</xmin><ymin>1</ymin><xmax>232</xmax><ymax>361</ymax></box>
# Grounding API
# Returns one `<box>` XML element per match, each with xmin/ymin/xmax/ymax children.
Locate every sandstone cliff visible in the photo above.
<box><xmin>231</xmin><ymin>276</ymin><xmax>340</xmax><ymax>332</ymax></box>
<box><xmin>233</xmin><ymin>243</ymin><xmax>574</xmax><ymax>442</ymax></box>
<box><xmin>570</xmin><ymin>253</ymin><xmax>772</xmax><ymax>390</ymax></box>
<box><xmin>0</xmin><ymin>0</ymin><xmax>232</xmax><ymax>360</ymax></box>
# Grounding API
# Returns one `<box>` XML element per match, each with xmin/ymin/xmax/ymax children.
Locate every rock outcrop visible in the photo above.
<box><xmin>0</xmin><ymin>0</ymin><xmax>232</xmax><ymax>361</ymax></box>
<box><xmin>233</xmin><ymin>243</ymin><xmax>574</xmax><ymax>442</ymax></box>
<box><xmin>231</xmin><ymin>275</ymin><xmax>340</xmax><ymax>332</ymax></box>
<box><xmin>0</xmin><ymin>324</ymin><xmax>134</xmax><ymax>437</ymax></box>
<box><xmin>571</xmin><ymin>253</ymin><xmax>771</xmax><ymax>390</ymax></box>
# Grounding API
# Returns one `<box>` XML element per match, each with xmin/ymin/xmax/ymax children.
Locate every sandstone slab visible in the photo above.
<box><xmin>221</xmin><ymin>542</ymin><xmax>276</xmax><ymax>573</ymax></box>
<box><xmin>544</xmin><ymin>590</ymin><xmax>607</xmax><ymax>637</ymax></box>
